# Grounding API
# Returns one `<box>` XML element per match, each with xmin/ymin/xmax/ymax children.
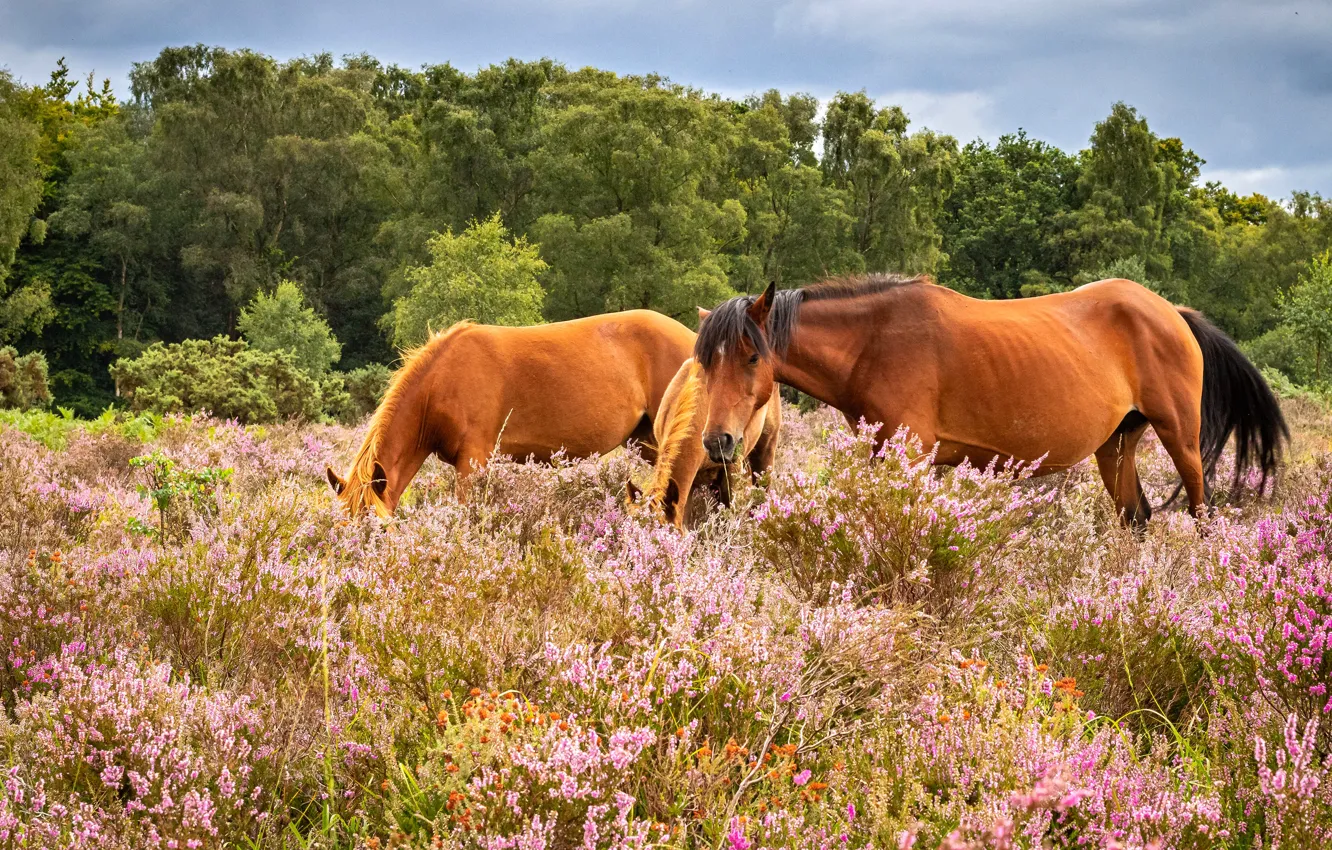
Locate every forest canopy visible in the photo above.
<box><xmin>1</xmin><ymin>48</ymin><xmax>1330</xmax><ymax>417</ymax></box>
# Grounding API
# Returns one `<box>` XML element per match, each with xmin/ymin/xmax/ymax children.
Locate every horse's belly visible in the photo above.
<box><xmin>933</xmin><ymin>401</ymin><xmax>1125</xmax><ymax>472</ymax></box>
<box><xmin>494</xmin><ymin>395</ymin><xmax>646</xmax><ymax>461</ymax></box>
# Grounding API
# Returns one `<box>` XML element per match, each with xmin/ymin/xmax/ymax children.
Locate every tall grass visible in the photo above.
<box><xmin>0</xmin><ymin>401</ymin><xmax>1330</xmax><ymax>848</ymax></box>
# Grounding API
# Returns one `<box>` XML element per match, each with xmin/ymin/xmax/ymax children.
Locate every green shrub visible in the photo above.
<box><xmin>336</xmin><ymin>362</ymin><xmax>391</xmax><ymax>422</ymax></box>
<box><xmin>238</xmin><ymin>280</ymin><xmax>342</xmax><ymax>376</ymax></box>
<box><xmin>128</xmin><ymin>450</ymin><xmax>233</xmax><ymax>545</ymax></box>
<box><xmin>386</xmin><ymin>214</ymin><xmax>546</xmax><ymax>348</ymax></box>
<box><xmin>0</xmin><ymin>345</ymin><xmax>51</xmax><ymax>409</ymax></box>
<box><xmin>1243</xmin><ymin>325</ymin><xmax>1316</xmax><ymax>386</ymax></box>
<box><xmin>0</xmin><ymin>406</ymin><xmax>164</xmax><ymax>450</ymax></box>
<box><xmin>110</xmin><ymin>336</ymin><xmax>324</xmax><ymax>423</ymax></box>
<box><xmin>755</xmin><ymin>424</ymin><xmax>1054</xmax><ymax>624</ymax></box>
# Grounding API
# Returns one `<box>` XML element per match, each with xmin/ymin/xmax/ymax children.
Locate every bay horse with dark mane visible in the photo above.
<box><xmin>327</xmin><ymin>311</ymin><xmax>695</xmax><ymax>517</ymax></box>
<box><xmin>694</xmin><ymin>275</ymin><xmax>1287</xmax><ymax>528</ymax></box>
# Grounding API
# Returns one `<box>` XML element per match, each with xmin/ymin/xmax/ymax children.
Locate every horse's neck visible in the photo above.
<box><xmin>773</xmin><ymin>298</ymin><xmax>877</xmax><ymax>410</ymax></box>
<box><xmin>372</xmin><ymin>388</ymin><xmax>435</xmax><ymax>509</ymax></box>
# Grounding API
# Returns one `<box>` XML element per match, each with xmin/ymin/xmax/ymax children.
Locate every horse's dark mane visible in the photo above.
<box><xmin>695</xmin><ymin>273</ymin><xmax>929</xmax><ymax>368</ymax></box>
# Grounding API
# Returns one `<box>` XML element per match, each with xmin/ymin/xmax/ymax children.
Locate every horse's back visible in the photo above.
<box><xmin>429</xmin><ymin>312</ymin><xmax>695</xmax><ymax>461</ymax></box>
<box><xmin>902</xmin><ymin>278</ymin><xmax>1201</xmax><ymax>469</ymax></box>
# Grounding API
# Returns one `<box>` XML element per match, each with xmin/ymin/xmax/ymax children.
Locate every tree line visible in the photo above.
<box><xmin>1</xmin><ymin>47</ymin><xmax>1330</xmax><ymax>418</ymax></box>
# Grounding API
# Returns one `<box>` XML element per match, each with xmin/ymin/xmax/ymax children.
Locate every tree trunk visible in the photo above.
<box><xmin>117</xmin><ymin>257</ymin><xmax>127</xmax><ymax>340</ymax></box>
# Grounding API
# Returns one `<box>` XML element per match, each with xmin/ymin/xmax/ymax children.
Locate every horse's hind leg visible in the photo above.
<box><xmin>1147</xmin><ymin>403</ymin><xmax>1208</xmax><ymax>520</ymax></box>
<box><xmin>1094</xmin><ymin>413</ymin><xmax>1152</xmax><ymax>532</ymax></box>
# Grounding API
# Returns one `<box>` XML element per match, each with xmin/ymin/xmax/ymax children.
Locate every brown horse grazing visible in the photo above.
<box><xmin>693</xmin><ymin>274</ymin><xmax>1288</xmax><ymax>529</ymax></box>
<box><xmin>634</xmin><ymin>357</ymin><xmax>781</xmax><ymax>527</ymax></box>
<box><xmin>327</xmin><ymin>311</ymin><xmax>696</xmax><ymax>517</ymax></box>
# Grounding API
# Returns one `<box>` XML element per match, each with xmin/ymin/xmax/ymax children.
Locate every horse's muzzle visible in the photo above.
<box><xmin>704</xmin><ymin>432</ymin><xmax>737</xmax><ymax>464</ymax></box>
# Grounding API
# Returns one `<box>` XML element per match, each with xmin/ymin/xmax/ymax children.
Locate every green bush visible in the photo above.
<box><xmin>1243</xmin><ymin>325</ymin><xmax>1316</xmax><ymax>386</ymax></box>
<box><xmin>0</xmin><ymin>406</ymin><xmax>164</xmax><ymax>450</ymax></box>
<box><xmin>0</xmin><ymin>345</ymin><xmax>51</xmax><ymax>409</ymax></box>
<box><xmin>110</xmin><ymin>336</ymin><xmax>325</xmax><ymax>423</ymax></box>
<box><xmin>386</xmin><ymin>214</ymin><xmax>546</xmax><ymax>349</ymax></box>
<box><xmin>238</xmin><ymin>280</ymin><xmax>342</xmax><ymax>376</ymax></box>
<box><xmin>336</xmin><ymin>362</ymin><xmax>391</xmax><ymax>422</ymax></box>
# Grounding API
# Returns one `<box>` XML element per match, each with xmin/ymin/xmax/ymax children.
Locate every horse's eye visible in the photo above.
<box><xmin>748</xmin><ymin>353</ymin><xmax>760</xmax><ymax>366</ymax></box>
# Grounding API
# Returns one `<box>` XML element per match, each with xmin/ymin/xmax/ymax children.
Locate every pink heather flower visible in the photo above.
<box><xmin>793</xmin><ymin>769</ymin><xmax>812</xmax><ymax>786</ymax></box>
<box><xmin>726</xmin><ymin>817</ymin><xmax>752</xmax><ymax>850</ymax></box>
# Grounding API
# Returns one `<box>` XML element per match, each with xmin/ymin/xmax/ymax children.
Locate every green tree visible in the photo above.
<box><xmin>531</xmin><ymin>70</ymin><xmax>743</xmax><ymax>320</ymax></box>
<box><xmin>128</xmin><ymin>47</ymin><xmax>397</xmax><ymax>345</ymax></box>
<box><xmin>729</xmin><ymin>91</ymin><xmax>861</xmax><ymax>291</ymax></box>
<box><xmin>1282</xmin><ymin>250</ymin><xmax>1332</xmax><ymax>382</ymax></box>
<box><xmin>822</xmin><ymin>92</ymin><xmax>957</xmax><ymax>274</ymax></box>
<box><xmin>1059</xmin><ymin>103</ymin><xmax>1196</xmax><ymax>281</ymax></box>
<box><xmin>0</xmin><ymin>345</ymin><xmax>51</xmax><ymax>409</ymax></box>
<box><xmin>48</xmin><ymin>119</ymin><xmax>155</xmax><ymax>341</ymax></box>
<box><xmin>940</xmin><ymin>131</ymin><xmax>1080</xmax><ymax>298</ymax></box>
<box><xmin>386</xmin><ymin>214</ymin><xmax>546</xmax><ymax>348</ymax></box>
<box><xmin>0</xmin><ymin>72</ymin><xmax>51</xmax><ymax>337</ymax></box>
<box><xmin>238</xmin><ymin>280</ymin><xmax>342</xmax><ymax>376</ymax></box>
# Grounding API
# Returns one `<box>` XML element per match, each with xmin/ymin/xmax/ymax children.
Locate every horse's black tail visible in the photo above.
<box><xmin>1172</xmin><ymin>308</ymin><xmax>1288</xmax><ymax>503</ymax></box>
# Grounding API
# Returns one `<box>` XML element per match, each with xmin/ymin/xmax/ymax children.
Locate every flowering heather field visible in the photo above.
<box><xmin>2</xmin><ymin>400</ymin><xmax>1332</xmax><ymax>850</ymax></box>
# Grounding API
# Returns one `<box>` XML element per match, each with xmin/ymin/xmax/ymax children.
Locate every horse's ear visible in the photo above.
<box><xmin>697</xmin><ymin>306</ymin><xmax>711</xmax><ymax>323</ymax></box>
<box><xmin>747</xmin><ymin>281</ymin><xmax>776</xmax><ymax>327</ymax></box>
<box><xmin>326</xmin><ymin>466</ymin><xmax>346</xmax><ymax>496</ymax></box>
<box><xmin>370</xmin><ymin>461</ymin><xmax>388</xmax><ymax>499</ymax></box>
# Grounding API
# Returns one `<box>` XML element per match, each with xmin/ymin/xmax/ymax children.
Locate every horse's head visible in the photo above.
<box><xmin>326</xmin><ymin>460</ymin><xmax>395</xmax><ymax>520</ymax></box>
<box><xmin>694</xmin><ymin>282</ymin><xmax>778</xmax><ymax>465</ymax></box>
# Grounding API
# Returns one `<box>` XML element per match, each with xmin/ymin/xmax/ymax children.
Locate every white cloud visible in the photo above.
<box><xmin>1202</xmin><ymin>163</ymin><xmax>1332</xmax><ymax>199</ymax></box>
<box><xmin>874</xmin><ymin>89</ymin><xmax>997</xmax><ymax>142</ymax></box>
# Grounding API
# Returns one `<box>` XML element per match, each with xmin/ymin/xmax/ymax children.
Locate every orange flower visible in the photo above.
<box><xmin>446</xmin><ymin>764</ymin><xmax>459</xmax><ymax>773</ymax></box>
<box><xmin>436</xmin><ymin>710</ymin><xmax>448</xmax><ymax>728</ymax></box>
<box><xmin>442</xmin><ymin>689</ymin><xmax>453</xmax><ymax>699</ymax></box>
<box><xmin>558</xmin><ymin>722</ymin><xmax>569</xmax><ymax>731</ymax></box>
<box><xmin>939</xmin><ymin>713</ymin><xmax>952</xmax><ymax>724</ymax></box>
<box><xmin>548</xmin><ymin>712</ymin><xmax>561</xmax><ymax>722</ymax></box>
<box><xmin>469</xmin><ymin>687</ymin><xmax>482</xmax><ymax>697</ymax></box>
<box><xmin>1035</xmin><ymin>664</ymin><xmax>1049</xmax><ymax>674</ymax></box>
<box><xmin>50</xmin><ymin>551</ymin><xmax>63</xmax><ymax>563</ymax></box>
<box><xmin>808</xmin><ymin>781</ymin><xmax>828</xmax><ymax>791</ymax></box>
<box><xmin>380</xmin><ymin>779</ymin><xmax>390</xmax><ymax>791</ymax></box>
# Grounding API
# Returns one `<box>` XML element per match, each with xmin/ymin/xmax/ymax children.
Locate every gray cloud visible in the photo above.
<box><xmin>2</xmin><ymin>0</ymin><xmax>1328</xmax><ymax>196</ymax></box>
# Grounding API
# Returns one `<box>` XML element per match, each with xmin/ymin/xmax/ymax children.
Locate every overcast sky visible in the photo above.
<box><xmin>3</xmin><ymin>0</ymin><xmax>1330</xmax><ymax>197</ymax></box>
